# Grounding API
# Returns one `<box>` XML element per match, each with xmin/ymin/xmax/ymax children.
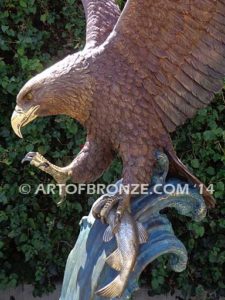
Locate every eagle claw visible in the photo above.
<box><xmin>22</xmin><ymin>152</ymin><xmax>37</xmax><ymax>163</ymax></box>
<box><xmin>92</xmin><ymin>190</ymin><xmax>131</xmax><ymax>231</ymax></box>
<box><xmin>22</xmin><ymin>152</ymin><xmax>50</xmax><ymax>170</ymax></box>
<box><xmin>22</xmin><ymin>152</ymin><xmax>71</xmax><ymax>201</ymax></box>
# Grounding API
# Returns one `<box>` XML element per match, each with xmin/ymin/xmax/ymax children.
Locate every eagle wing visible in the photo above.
<box><xmin>107</xmin><ymin>0</ymin><xmax>225</xmax><ymax>132</ymax></box>
<box><xmin>82</xmin><ymin>0</ymin><xmax>120</xmax><ymax>49</ymax></box>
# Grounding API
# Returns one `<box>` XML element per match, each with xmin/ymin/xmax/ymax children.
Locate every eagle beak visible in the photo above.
<box><xmin>11</xmin><ymin>105</ymin><xmax>40</xmax><ymax>138</ymax></box>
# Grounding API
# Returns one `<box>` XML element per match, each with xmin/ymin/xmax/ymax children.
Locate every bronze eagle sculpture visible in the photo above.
<box><xmin>11</xmin><ymin>0</ymin><xmax>225</xmax><ymax>224</ymax></box>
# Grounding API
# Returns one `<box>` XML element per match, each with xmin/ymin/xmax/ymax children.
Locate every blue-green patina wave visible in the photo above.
<box><xmin>60</xmin><ymin>177</ymin><xmax>206</xmax><ymax>300</ymax></box>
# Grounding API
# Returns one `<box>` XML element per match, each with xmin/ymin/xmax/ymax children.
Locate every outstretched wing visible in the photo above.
<box><xmin>108</xmin><ymin>0</ymin><xmax>225</xmax><ymax>132</ymax></box>
<box><xmin>82</xmin><ymin>0</ymin><xmax>120</xmax><ymax>49</ymax></box>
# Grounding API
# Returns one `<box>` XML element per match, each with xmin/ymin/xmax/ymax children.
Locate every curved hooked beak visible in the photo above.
<box><xmin>11</xmin><ymin>105</ymin><xmax>40</xmax><ymax>138</ymax></box>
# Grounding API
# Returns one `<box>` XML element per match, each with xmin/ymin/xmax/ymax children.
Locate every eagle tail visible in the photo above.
<box><xmin>166</xmin><ymin>150</ymin><xmax>216</xmax><ymax>208</ymax></box>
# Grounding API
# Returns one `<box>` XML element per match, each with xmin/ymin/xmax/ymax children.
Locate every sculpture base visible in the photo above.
<box><xmin>59</xmin><ymin>178</ymin><xmax>206</xmax><ymax>300</ymax></box>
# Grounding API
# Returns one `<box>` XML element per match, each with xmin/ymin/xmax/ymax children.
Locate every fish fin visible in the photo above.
<box><xmin>95</xmin><ymin>275</ymin><xmax>124</xmax><ymax>298</ymax></box>
<box><xmin>106</xmin><ymin>249</ymin><xmax>122</xmax><ymax>271</ymax></box>
<box><xmin>136</xmin><ymin>221</ymin><xmax>148</xmax><ymax>244</ymax></box>
<box><xmin>103</xmin><ymin>226</ymin><xmax>114</xmax><ymax>242</ymax></box>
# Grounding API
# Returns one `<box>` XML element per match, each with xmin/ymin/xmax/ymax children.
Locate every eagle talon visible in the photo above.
<box><xmin>99</xmin><ymin>195</ymin><xmax>120</xmax><ymax>224</ymax></box>
<box><xmin>22</xmin><ymin>152</ymin><xmax>52</xmax><ymax>172</ymax></box>
<box><xmin>21</xmin><ymin>152</ymin><xmax>71</xmax><ymax>196</ymax></box>
<box><xmin>92</xmin><ymin>189</ymin><xmax>131</xmax><ymax>233</ymax></box>
<box><xmin>21</xmin><ymin>152</ymin><xmax>37</xmax><ymax>164</ymax></box>
<box><xmin>92</xmin><ymin>196</ymin><xmax>108</xmax><ymax>220</ymax></box>
<box><xmin>92</xmin><ymin>209</ymin><xmax>101</xmax><ymax>220</ymax></box>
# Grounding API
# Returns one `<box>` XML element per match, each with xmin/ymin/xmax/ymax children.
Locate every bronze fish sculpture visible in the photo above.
<box><xmin>96</xmin><ymin>208</ymin><xmax>148</xmax><ymax>298</ymax></box>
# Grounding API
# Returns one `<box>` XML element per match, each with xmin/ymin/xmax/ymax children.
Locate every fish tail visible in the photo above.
<box><xmin>95</xmin><ymin>275</ymin><xmax>124</xmax><ymax>298</ymax></box>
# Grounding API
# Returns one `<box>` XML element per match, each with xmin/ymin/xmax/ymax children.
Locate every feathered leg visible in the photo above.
<box><xmin>94</xmin><ymin>142</ymin><xmax>156</xmax><ymax>229</ymax></box>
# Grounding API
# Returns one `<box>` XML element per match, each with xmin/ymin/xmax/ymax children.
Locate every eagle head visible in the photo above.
<box><xmin>11</xmin><ymin>53</ymin><xmax>91</xmax><ymax>138</ymax></box>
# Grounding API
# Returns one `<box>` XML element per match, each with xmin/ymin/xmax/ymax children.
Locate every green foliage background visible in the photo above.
<box><xmin>0</xmin><ymin>0</ymin><xmax>224</xmax><ymax>298</ymax></box>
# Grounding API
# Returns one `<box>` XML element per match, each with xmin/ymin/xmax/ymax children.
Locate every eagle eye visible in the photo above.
<box><xmin>25</xmin><ymin>92</ymin><xmax>33</xmax><ymax>101</ymax></box>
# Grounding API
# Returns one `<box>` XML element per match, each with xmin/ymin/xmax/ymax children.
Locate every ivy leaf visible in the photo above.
<box><xmin>191</xmin><ymin>159</ymin><xmax>199</xmax><ymax>168</ymax></box>
<box><xmin>19</xmin><ymin>0</ymin><xmax>27</xmax><ymax>8</ymax></box>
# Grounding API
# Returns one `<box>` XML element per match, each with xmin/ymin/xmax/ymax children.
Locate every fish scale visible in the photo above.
<box><xmin>96</xmin><ymin>209</ymin><xmax>148</xmax><ymax>298</ymax></box>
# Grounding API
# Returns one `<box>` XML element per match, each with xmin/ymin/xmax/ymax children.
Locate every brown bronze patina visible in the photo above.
<box><xmin>11</xmin><ymin>0</ymin><xmax>225</xmax><ymax>224</ymax></box>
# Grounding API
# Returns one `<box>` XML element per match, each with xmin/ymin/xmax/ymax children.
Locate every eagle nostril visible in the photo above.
<box><xmin>15</xmin><ymin>105</ymin><xmax>23</xmax><ymax>114</ymax></box>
